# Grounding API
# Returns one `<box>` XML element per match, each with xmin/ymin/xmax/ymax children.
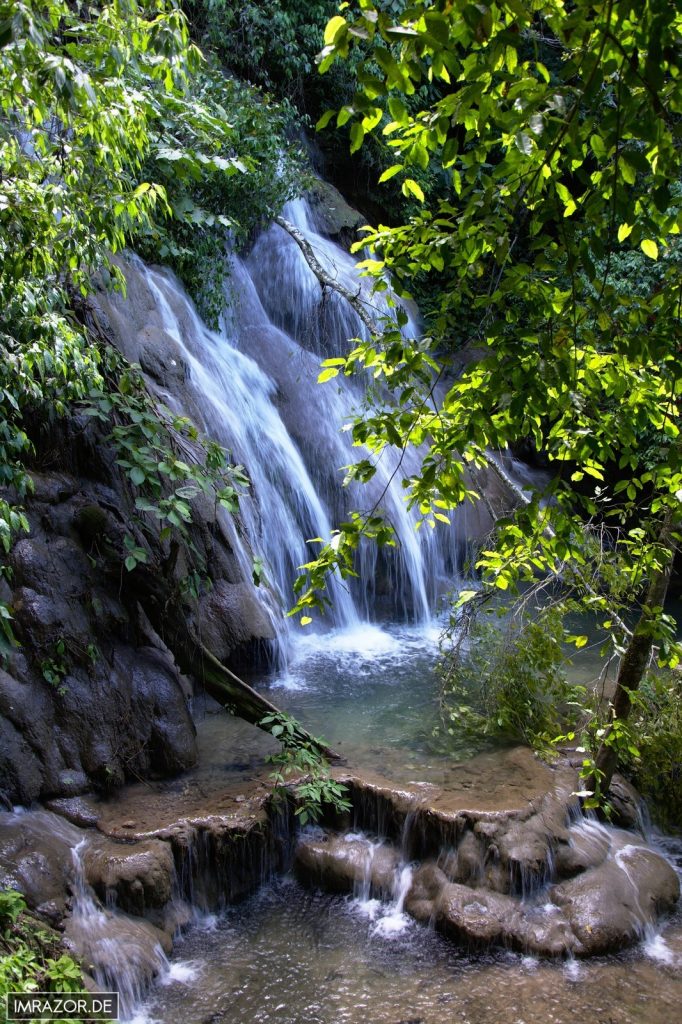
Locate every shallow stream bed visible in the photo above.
<box><xmin>128</xmin><ymin>623</ymin><xmax>682</xmax><ymax>1024</ymax></box>
<box><xmin>139</xmin><ymin>863</ymin><xmax>682</xmax><ymax>1024</ymax></box>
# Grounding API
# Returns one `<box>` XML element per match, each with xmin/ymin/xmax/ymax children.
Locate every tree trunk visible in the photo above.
<box><xmin>587</xmin><ymin>510</ymin><xmax>678</xmax><ymax>798</ymax></box>
<box><xmin>136</xmin><ymin>582</ymin><xmax>338</xmax><ymax>759</ymax></box>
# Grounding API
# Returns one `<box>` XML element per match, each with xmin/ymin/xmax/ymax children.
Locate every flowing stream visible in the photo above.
<box><xmin>136</xmin><ymin>868</ymin><xmax>682</xmax><ymax>1024</ymax></box>
<box><xmin>111</xmin><ymin>196</ymin><xmax>681</xmax><ymax>1023</ymax></box>
<box><xmin>107</xmin><ymin>624</ymin><xmax>680</xmax><ymax>1024</ymax></box>
<box><xmin>10</xmin><ymin>193</ymin><xmax>678</xmax><ymax>1022</ymax></box>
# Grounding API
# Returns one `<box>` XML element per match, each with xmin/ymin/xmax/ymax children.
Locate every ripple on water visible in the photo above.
<box><xmin>159</xmin><ymin>961</ymin><xmax>201</xmax><ymax>986</ymax></box>
<box><xmin>140</xmin><ymin>878</ymin><xmax>682</xmax><ymax>1024</ymax></box>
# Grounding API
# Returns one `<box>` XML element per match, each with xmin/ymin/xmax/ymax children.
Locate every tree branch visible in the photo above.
<box><xmin>275</xmin><ymin>215</ymin><xmax>377</xmax><ymax>335</ymax></box>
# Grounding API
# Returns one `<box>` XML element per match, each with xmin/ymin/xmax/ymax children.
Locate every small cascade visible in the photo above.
<box><xmin>172</xmin><ymin>806</ymin><xmax>294</xmax><ymax>915</ymax></box>
<box><xmin>66</xmin><ymin>840</ymin><xmax>170</xmax><ymax>1020</ymax></box>
<box><xmin>326</xmin><ymin>829</ymin><xmax>414</xmax><ymax>936</ymax></box>
<box><xmin>563</xmin><ymin>815</ymin><xmax>682</xmax><ymax>964</ymax></box>
<box><xmin>371</xmin><ymin>864</ymin><xmax>414</xmax><ymax>937</ymax></box>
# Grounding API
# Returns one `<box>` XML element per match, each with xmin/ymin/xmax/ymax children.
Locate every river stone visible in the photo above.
<box><xmin>404</xmin><ymin>862</ymin><xmax>448</xmax><ymax>922</ymax></box>
<box><xmin>435</xmin><ymin>881</ymin><xmax>521</xmax><ymax>946</ymax></box>
<box><xmin>295</xmin><ymin>834</ymin><xmax>399</xmax><ymax>896</ymax></box>
<box><xmin>550</xmin><ymin>842</ymin><xmax>680</xmax><ymax>954</ymax></box>
<box><xmin>440</xmin><ymin>831</ymin><xmax>485</xmax><ymax>886</ymax></box>
<box><xmin>433</xmin><ymin>881</ymin><xmax>579</xmax><ymax>956</ymax></box>
<box><xmin>83</xmin><ymin>837</ymin><xmax>175</xmax><ymax>914</ymax></box>
<box><xmin>0</xmin><ymin>812</ymin><xmax>82</xmax><ymax>924</ymax></box>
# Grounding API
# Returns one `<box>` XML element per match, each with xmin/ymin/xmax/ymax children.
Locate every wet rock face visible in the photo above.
<box><xmin>0</xmin><ymin>446</ymin><xmax>272</xmax><ymax>803</ymax></box>
<box><xmin>295</xmin><ymin>768</ymin><xmax>680</xmax><ymax>959</ymax></box>
<box><xmin>83</xmin><ymin>838</ymin><xmax>175</xmax><ymax>915</ymax></box>
<box><xmin>0</xmin><ymin>472</ymin><xmax>201</xmax><ymax>804</ymax></box>
<box><xmin>0</xmin><ymin>812</ymin><xmax>80</xmax><ymax>924</ymax></box>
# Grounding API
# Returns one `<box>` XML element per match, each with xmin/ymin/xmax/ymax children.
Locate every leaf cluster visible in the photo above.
<box><xmin>293</xmin><ymin>1</ymin><xmax>681</xmax><ymax>648</ymax></box>
<box><xmin>261</xmin><ymin>711</ymin><xmax>351</xmax><ymax>825</ymax></box>
<box><xmin>0</xmin><ymin>890</ymin><xmax>85</xmax><ymax>1022</ymax></box>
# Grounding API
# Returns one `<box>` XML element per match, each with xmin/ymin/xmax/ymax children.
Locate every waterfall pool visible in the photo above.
<box><xmin>137</xmin><ymin>855</ymin><xmax>682</xmax><ymax>1024</ymax></box>
<box><xmin>122</xmin><ymin>622</ymin><xmax>681</xmax><ymax>1024</ymax></box>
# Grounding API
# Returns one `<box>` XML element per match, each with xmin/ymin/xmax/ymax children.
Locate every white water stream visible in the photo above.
<box><xmin>122</xmin><ymin>194</ymin><xmax>493</xmax><ymax>664</ymax></box>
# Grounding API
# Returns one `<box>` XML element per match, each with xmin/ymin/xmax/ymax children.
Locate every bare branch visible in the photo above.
<box><xmin>275</xmin><ymin>215</ymin><xmax>377</xmax><ymax>335</ymax></box>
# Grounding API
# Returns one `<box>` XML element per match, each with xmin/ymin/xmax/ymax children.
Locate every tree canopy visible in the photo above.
<box><xmin>0</xmin><ymin>0</ymin><xmax>301</xmax><ymax>651</ymax></box>
<box><xmin>291</xmin><ymin>0</ymin><xmax>682</xmax><ymax>799</ymax></box>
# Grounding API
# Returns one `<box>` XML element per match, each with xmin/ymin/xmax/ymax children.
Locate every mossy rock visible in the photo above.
<box><xmin>307</xmin><ymin>179</ymin><xmax>365</xmax><ymax>242</ymax></box>
<box><xmin>74</xmin><ymin>504</ymin><xmax>110</xmax><ymax>545</ymax></box>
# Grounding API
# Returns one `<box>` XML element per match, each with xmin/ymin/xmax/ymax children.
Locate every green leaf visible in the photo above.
<box><xmin>640</xmin><ymin>238</ymin><xmax>659</xmax><ymax>260</ymax></box>
<box><xmin>316</xmin><ymin>109</ymin><xmax>336</xmax><ymax>131</ymax></box>
<box><xmin>402</xmin><ymin>178</ymin><xmax>424</xmax><ymax>202</ymax></box>
<box><xmin>324</xmin><ymin>16</ymin><xmax>346</xmax><ymax>45</ymax></box>
<box><xmin>378</xmin><ymin>164</ymin><xmax>403</xmax><ymax>183</ymax></box>
<box><xmin>350</xmin><ymin>122</ymin><xmax>365</xmax><ymax>153</ymax></box>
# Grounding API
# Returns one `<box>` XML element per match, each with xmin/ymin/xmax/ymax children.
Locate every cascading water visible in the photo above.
<box><xmin>226</xmin><ymin>196</ymin><xmax>480</xmax><ymax>622</ymax></box>
<box><xmin>138</xmin><ymin>258</ymin><xmax>359</xmax><ymax>641</ymax></box>
<box><xmin>119</xmin><ymin>193</ymin><xmax>488</xmax><ymax>656</ymax></box>
<box><xmin>66</xmin><ymin>840</ymin><xmax>170</xmax><ymax>1019</ymax></box>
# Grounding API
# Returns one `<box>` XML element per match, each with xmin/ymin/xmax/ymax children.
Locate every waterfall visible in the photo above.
<box><xmin>138</xmin><ymin>259</ymin><xmax>359</xmax><ymax>636</ymax></box>
<box><xmin>224</xmin><ymin>197</ymin><xmax>472</xmax><ymax>621</ymax></box>
<box><xmin>118</xmin><ymin>190</ymin><xmax>489</xmax><ymax>658</ymax></box>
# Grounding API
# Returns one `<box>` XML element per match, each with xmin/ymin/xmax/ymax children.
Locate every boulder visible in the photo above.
<box><xmin>307</xmin><ymin>179</ymin><xmax>366</xmax><ymax>243</ymax></box>
<box><xmin>194</xmin><ymin>580</ymin><xmax>276</xmax><ymax>666</ymax></box>
<box><xmin>436</xmin><ymin>882</ymin><xmax>522</xmax><ymax>946</ymax></box>
<box><xmin>83</xmin><ymin>837</ymin><xmax>175</xmax><ymax>914</ymax></box>
<box><xmin>550</xmin><ymin>841</ymin><xmax>679</xmax><ymax>954</ymax></box>
<box><xmin>555</xmin><ymin>819</ymin><xmax>611</xmax><ymax>878</ymax></box>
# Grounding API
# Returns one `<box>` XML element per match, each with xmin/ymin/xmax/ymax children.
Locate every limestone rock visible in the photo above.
<box><xmin>83</xmin><ymin>837</ymin><xmax>175</xmax><ymax>914</ymax></box>
<box><xmin>295</xmin><ymin>833</ymin><xmax>399</xmax><ymax>896</ymax></box>
<box><xmin>64</xmin><ymin>907</ymin><xmax>171</xmax><ymax>995</ymax></box>
<box><xmin>550</xmin><ymin>840</ymin><xmax>679</xmax><ymax>954</ymax></box>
